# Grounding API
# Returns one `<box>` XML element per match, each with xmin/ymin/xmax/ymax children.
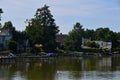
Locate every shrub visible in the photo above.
<box><xmin>81</xmin><ymin>48</ymin><xmax>103</xmax><ymax>53</ymax></box>
<box><xmin>55</xmin><ymin>48</ymin><xmax>66</xmax><ymax>54</ymax></box>
<box><xmin>86</xmin><ymin>41</ymin><xmax>99</xmax><ymax>48</ymax></box>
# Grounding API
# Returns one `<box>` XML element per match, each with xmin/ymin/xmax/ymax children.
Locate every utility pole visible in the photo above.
<box><xmin>0</xmin><ymin>8</ymin><xmax>3</xmax><ymax>27</ymax></box>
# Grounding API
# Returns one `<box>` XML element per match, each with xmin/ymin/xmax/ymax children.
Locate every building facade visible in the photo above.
<box><xmin>81</xmin><ymin>38</ymin><xmax>112</xmax><ymax>50</ymax></box>
<box><xmin>56</xmin><ymin>33</ymin><xmax>67</xmax><ymax>47</ymax></box>
<box><xmin>0</xmin><ymin>29</ymin><xmax>12</xmax><ymax>50</ymax></box>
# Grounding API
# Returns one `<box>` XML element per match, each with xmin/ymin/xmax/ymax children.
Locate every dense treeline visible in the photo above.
<box><xmin>65</xmin><ymin>22</ymin><xmax>120</xmax><ymax>51</ymax></box>
<box><xmin>1</xmin><ymin>5</ymin><xmax>59</xmax><ymax>53</ymax></box>
<box><xmin>0</xmin><ymin>5</ymin><xmax>120</xmax><ymax>53</ymax></box>
<box><xmin>0</xmin><ymin>21</ymin><xmax>28</xmax><ymax>53</ymax></box>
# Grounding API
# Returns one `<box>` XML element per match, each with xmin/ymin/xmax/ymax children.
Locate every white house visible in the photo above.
<box><xmin>0</xmin><ymin>29</ymin><xmax>12</xmax><ymax>50</ymax></box>
<box><xmin>81</xmin><ymin>38</ymin><xmax>90</xmax><ymax>48</ymax></box>
<box><xmin>81</xmin><ymin>38</ymin><xmax>112</xmax><ymax>50</ymax></box>
<box><xmin>95</xmin><ymin>41</ymin><xmax>112</xmax><ymax>50</ymax></box>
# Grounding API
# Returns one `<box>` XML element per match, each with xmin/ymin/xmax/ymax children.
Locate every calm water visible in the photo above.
<box><xmin>0</xmin><ymin>55</ymin><xmax>120</xmax><ymax>80</ymax></box>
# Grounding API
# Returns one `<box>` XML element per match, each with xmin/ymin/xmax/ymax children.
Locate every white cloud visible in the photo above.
<box><xmin>51</xmin><ymin>4</ymin><xmax>100</xmax><ymax>17</ymax></box>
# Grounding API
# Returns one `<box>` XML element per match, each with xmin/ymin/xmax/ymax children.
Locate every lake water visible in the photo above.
<box><xmin>0</xmin><ymin>55</ymin><xmax>120</xmax><ymax>80</ymax></box>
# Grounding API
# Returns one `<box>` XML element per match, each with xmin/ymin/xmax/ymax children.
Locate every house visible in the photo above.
<box><xmin>81</xmin><ymin>38</ymin><xmax>90</xmax><ymax>48</ymax></box>
<box><xmin>95</xmin><ymin>41</ymin><xmax>112</xmax><ymax>50</ymax></box>
<box><xmin>0</xmin><ymin>29</ymin><xmax>12</xmax><ymax>50</ymax></box>
<box><xmin>56</xmin><ymin>33</ymin><xmax>67</xmax><ymax>47</ymax></box>
<box><xmin>81</xmin><ymin>38</ymin><xmax>112</xmax><ymax>50</ymax></box>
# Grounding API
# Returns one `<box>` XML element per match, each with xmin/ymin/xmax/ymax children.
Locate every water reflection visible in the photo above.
<box><xmin>0</xmin><ymin>55</ymin><xmax>120</xmax><ymax>80</ymax></box>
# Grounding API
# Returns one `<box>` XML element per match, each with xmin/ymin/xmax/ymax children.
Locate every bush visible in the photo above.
<box><xmin>7</xmin><ymin>40</ymin><xmax>17</xmax><ymax>53</ymax></box>
<box><xmin>81</xmin><ymin>48</ymin><xmax>103</xmax><ymax>53</ymax></box>
<box><xmin>86</xmin><ymin>41</ymin><xmax>99</xmax><ymax>48</ymax></box>
<box><xmin>55</xmin><ymin>48</ymin><xmax>66</xmax><ymax>54</ymax></box>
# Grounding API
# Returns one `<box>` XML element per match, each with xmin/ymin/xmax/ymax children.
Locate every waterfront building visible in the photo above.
<box><xmin>0</xmin><ymin>29</ymin><xmax>12</xmax><ymax>50</ymax></box>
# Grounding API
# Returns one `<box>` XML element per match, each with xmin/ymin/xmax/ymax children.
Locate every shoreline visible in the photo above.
<box><xmin>0</xmin><ymin>54</ymin><xmax>120</xmax><ymax>63</ymax></box>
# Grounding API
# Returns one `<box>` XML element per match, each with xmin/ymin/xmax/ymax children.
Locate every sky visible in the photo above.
<box><xmin>0</xmin><ymin>0</ymin><xmax>120</xmax><ymax>34</ymax></box>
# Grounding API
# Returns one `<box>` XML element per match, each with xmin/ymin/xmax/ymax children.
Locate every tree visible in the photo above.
<box><xmin>110</xmin><ymin>32</ymin><xmax>119</xmax><ymax>48</ymax></box>
<box><xmin>0</xmin><ymin>8</ymin><xmax>3</xmax><ymax>29</ymax></box>
<box><xmin>26</xmin><ymin>5</ymin><xmax>59</xmax><ymax>52</ymax></box>
<box><xmin>2</xmin><ymin>21</ymin><xmax>18</xmax><ymax>41</ymax></box>
<box><xmin>2</xmin><ymin>21</ymin><xmax>15</xmax><ymax>30</ymax></box>
<box><xmin>84</xmin><ymin>29</ymin><xmax>95</xmax><ymax>40</ymax></box>
<box><xmin>65</xmin><ymin>22</ymin><xmax>84</xmax><ymax>51</ymax></box>
<box><xmin>94</xmin><ymin>27</ymin><xmax>119</xmax><ymax>48</ymax></box>
<box><xmin>7</xmin><ymin>40</ymin><xmax>17</xmax><ymax>53</ymax></box>
<box><xmin>86</xmin><ymin>41</ymin><xmax>99</xmax><ymax>48</ymax></box>
<box><xmin>94</xmin><ymin>27</ymin><xmax>112</xmax><ymax>41</ymax></box>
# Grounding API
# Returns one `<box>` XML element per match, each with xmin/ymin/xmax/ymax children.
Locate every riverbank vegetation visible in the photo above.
<box><xmin>0</xmin><ymin>5</ymin><xmax>120</xmax><ymax>55</ymax></box>
<box><xmin>64</xmin><ymin>22</ymin><xmax>120</xmax><ymax>53</ymax></box>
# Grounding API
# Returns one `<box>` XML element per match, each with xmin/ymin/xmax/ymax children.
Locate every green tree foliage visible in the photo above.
<box><xmin>26</xmin><ymin>5</ymin><xmax>59</xmax><ymax>52</ymax></box>
<box><xmin>2</xmin><ymin>21</ymin><xmax>15</xmax><ymax>30</ymax></box>
<box><xmin>0</xmin><ymin>8</ymin><xmax>3</xmax><ymax>14</ymax></box>
<box><xmin>2</xmin><ymin>21</ymin><xmax>28</xmax><ymax>52</ymax></box>
<box><xmin>65</xmin><ymin>22</ymin><xmax>84</xmax><ymax>51</ymax></box>
<box><xmin>94</xmin><ymin>28</ymin><xmax>111</xmax><ymax>41</ymax></box>
<box><xmin>93</xmin><ymin>27</ymin><xmax>119</xmax><ymax>48</ymax></box>
<box><xmin>86</xmin><ymin>41</ymin><xmax>99</xmax><ymax>48</ymax></box>
<box><xmin>110</xmin><ymin>32</ymin><xmax>119</xmax><ymax>48</ymax></box>
<box><xmin>16</xmin><ymin>31</ymin><xmax>28</xmax><ymax>41</ymax></box>
<box><xmin>117</xmin><ymin>32</ymin><xmax>120</xmax><ymax>40</ymax></box>
<box><xmin>0</xmin><ymin>8</ymin><xmax>3</xmax><ymax>21</ymax></box>
<box><xmin>66</xmin><ymin>24</ymin><xmax>120</xmax><ymax>51</ymax></box>
<box><xmin>7</xmin><ymin>40</ymin><xmax>17</xmax><ymax>53</ymax></box>
<box><xmin>84</xmin><ymin>29</ymin><xmax>95</xmax><ymax>40</ymax></box>
<box><xmin>2</xmin><ymin>21</ymin><xmax>19</xmax><ymax>41</ymax></box>
<box><xmin>84</xmin><ymin>27</ymin><xmax>114</xmax><ymax>42</ymax></box>
<box><xmin>83</xmin><ymin>27</ymin><xmax>120</xmax><ymax>48</ymax></box>
<box><xmin>0</xmin><ymin>8</ymin><xmax>3</xmax><ymax>28</ymax></box>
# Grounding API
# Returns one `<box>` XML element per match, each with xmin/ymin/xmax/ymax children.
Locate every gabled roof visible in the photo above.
<box><xmin>0</xmin><ymin>29</ymin><xmax>9</xmax><ymax>36</ymax></box>
<box><xmin>56</xmin><ymin>34</ymin><xmax>67</xmax><ymax>42</ymax></box>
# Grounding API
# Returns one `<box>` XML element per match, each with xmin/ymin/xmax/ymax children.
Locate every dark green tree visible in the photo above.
<box><xmin>26</xmin><ymin>5</ymin><xmax>59</xmax><ymax>52</ymax></box>
<box><xmin>84</xmin><ymin>29</ymin><xmax>95</xmax><ymax>40</ymax></box>
<box><xmin>94</xmin><ymin>27</ymin><xmax>112</xmax><ymax>41</ymax></box>
<box><xmin>110</xmin><ymin>32</ymin><xmax>119</xmax><ymax>48</ymax></box>
<box><xmin>65</xmin><ymin>22</ymin><xmax>84</xmax><ymax>51</ymax></box>
<box><xmin>2</xmin><ymin>21</ymin><xmax>19</xmax><ymax>41</ymax></box>
<box><xmin>2</xmin><ymin>21</ymin><xmax>15</xmax><ymax>30</ymax></box>
<box><xmin>86</xmin><ymin>41</ymin><xmax>99</xmax><ymax>48</ymax></box>
<box><xmin>116</xmin><ymin>32</ymin><xmax>120</xmax><ymax>48</ymax></box>
<box><xmin>0</xmin><ymin>8</ymin><xmax>3</xmax><ymax>29</ymax></box>
<box><xmin>7</xmin><ymin>40</ymin><xmax>17</xmax><ymax>53</ymax></box>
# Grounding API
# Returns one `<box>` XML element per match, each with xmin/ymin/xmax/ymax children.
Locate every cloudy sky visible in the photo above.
<box><xmin>0</xmin><ymin>0</ymin><xmax>120</xmax><ymax>34</ymax></box>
